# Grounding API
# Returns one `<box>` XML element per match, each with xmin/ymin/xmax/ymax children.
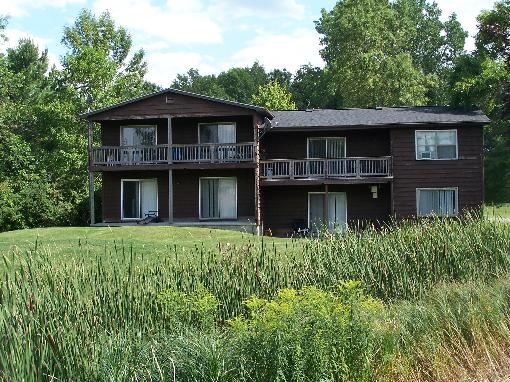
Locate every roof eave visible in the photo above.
<box><xmin>270</xmin><ymin>120</ymin><xmax>490</xmax><ymax>131</ymax></box>
<box><xmin>80</xmin><ymin>88</ymin><xmax>273</xmax><ymax>120</ymax></box>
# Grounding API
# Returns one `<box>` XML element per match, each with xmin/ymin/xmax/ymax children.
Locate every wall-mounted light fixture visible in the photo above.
<box><xmin>370</xmin><ymin>185</ymin><xmax>378</xmax><ymax>199</ymax></box>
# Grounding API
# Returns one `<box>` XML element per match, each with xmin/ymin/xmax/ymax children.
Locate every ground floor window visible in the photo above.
<box><xmin>121</xmin><ymin>179</ymin><xmax>158</xmax><ymax>220</ymax></box>
<box><xmin>416</xmin><ymin>188</ymin><xmax>457</xmax><ymax>216</ymax></box>
<box><xmin>308</xmin><ymin>192</ymin><xmax>347</xmax><ymax>232</ymax></box>
<box><xmin>200</xmin><ymin>177</ymin><xmax>237</xmax><ymax>219</ymax></box>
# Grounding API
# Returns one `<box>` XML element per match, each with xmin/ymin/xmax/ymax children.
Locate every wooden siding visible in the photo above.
<box><xmin>172</xmin><ymin>116</ymin><xmax>254</xmax><ymax>144</ymax></box>
<box><xmin>101</xmin><ymin>169</ymin><xmax>254</xmax><ymax>222</ymax></box>
<box><xmin>261</xmin><ymin>129</ymin><xmax>390</xmax><ymax>159</ymax></box>
<box><xmin>102</xmin><ymin>171</ymin><xmax>169</xmax><ymax>222</ymax></box>
<box><xmin>89</xmin><ymin>91</ymin><xmax>259</xmax><ymax>121</ymax></box>
<box><xmin>100</xmin><ymin>116</ymin><xmax>254</xmax><ymax>146</ymax></box>
<box><xmin>173</xmin><ymin>169</ymin><xmax>255</xmax><ymax>220</ymax></box>
<box><xmin>101</xmin><ymin>119</ymin><xmax>168</xmax><ymax>146</ymax></box>
<box><xmin>261</xmin><ymin>183</ymin><xmax>391</xmax><ymax>235</ymax></box>
<box><xmin>391</xmin><ymin>125</ymin><xmax>484</xmax><ymax>218</ymax></box>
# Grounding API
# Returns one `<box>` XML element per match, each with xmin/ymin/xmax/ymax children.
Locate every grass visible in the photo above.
<box><xmin>0</xmin><ymin>225</ymin><xmax>291</xmax><ymax>262</ymax></box>
<box><xmin>1</xmin><ymin>216</ymin><xmax>510</xmax><ymax>381</ymax></box>
<box><xmin>484</xmin><ymin>202</ymin><xmax>510</xmax><ymax>218</ymax></box>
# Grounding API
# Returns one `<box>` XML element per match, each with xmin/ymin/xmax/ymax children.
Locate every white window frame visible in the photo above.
<box><xmin>416</xmin><ymin>187</ymin><xmax>458</xmax><ymax>217</ymax></box>
<box><xmin>198</xmin><ymin>122</ymin><xmax>237</xmax><ymax>144</ymax></box>
<box><xmin>307</xmin><ymin>191</ymin><xmax>348</xmax><ymax>231</ymax></box>
<box><xmin>120</xmin><ymin>125</ymin><xmax>158</xmax><ymax>146</ymax></box>
<box><xmin>415</xmin><ymin>129</ymin><xmax>458</xmax><ymax>160</ymax></box>
<box><xmin>121</xmin><ymin>178</ymin><xmax>159</xmax><ymax>221</ymax></box>
<box><xmin>307</xmin><ymin>137</ymin><xmax>346</xmax><ymax>159</ymax></box>
<box><xmin>198</xmin><ymin>177</ymin><xmax>237</xmax><ymax>220</ymax></box>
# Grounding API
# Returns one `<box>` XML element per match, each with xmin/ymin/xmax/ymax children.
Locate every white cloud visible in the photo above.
<box><xmin>434</xmin><ymin>0</ymin><xmax>496</xmax><ymax>51</ymax></box>
<box><xmin>3</xmin><ymin>29</ymin><xmax>51</xmax><ymax>50</ymax></box>
<box><xmin>0</xmin><ymin>0</ymin><xmax>85</xmax><ymax>17</ymax></box>
<box><xmin>144</xmin><ymin>50</ymin><xmax>216</xmax><ymax>87</ymax></box>
<box><xmin>230</xmin><ymin>28</ymin><xmax>324</xmax><ymax>74</ymax></box>
<box><xmin>91</xmin><ymin>0</ymin><xmax>223</xmax><ymax>45</ymax></box>
<box><xmin>208</xmin><ymin>0</ymin><xmax>305</xmax><ymax>21</ymax></box>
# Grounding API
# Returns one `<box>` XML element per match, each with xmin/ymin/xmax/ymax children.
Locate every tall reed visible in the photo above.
<box><xmin>0</xmin><ymin>216</ymin><xmax>508</xmax><ymax>380</ymax></box>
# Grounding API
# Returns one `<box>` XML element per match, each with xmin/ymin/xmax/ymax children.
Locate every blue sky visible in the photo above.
<box><xmin>1</xmin><ymin>0</ymin><xmax>496</xmax><ymax>87</ymax></box>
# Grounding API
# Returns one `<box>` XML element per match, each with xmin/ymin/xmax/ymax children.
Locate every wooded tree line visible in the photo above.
<box><xmin>0</xmin><ymin>0</ymin><xmax>509</xmax><ymax>232</ymax></box>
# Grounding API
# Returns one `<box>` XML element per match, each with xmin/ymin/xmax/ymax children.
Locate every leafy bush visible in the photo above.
<box><xmin>229</xmin><ymin>282</ymin><xmax>383</xmax><ymax>381</ymax></box>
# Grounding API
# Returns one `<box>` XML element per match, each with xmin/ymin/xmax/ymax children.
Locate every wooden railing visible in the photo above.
<box><xmin>91</xmin><ymin>143</ymin><xmax>255</xmax><ymax>165</ymax></box>
<box><xmin>172</xmin><ymin>143</ymin><xmax>254</xmax><ymax>163</ymax></box>
<box><xmin>260</xmin><ymin>157</ymin><xmax>392</xmax><ymax>179</ymax></box>
<box><xmin>92</xmin><ymin>145</ymin><xmax>169</xmax><ymax>165</ymax></box>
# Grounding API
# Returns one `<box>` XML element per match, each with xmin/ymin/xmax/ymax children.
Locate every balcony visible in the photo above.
<box><xmin>91</xmin><ymin>142</ymin><xmax>255</xmax><ymax>166</ymax></box>
<box><xmin>172</xmin><ymin>143</ymin><xmax>254</xmax><ymax>163</ymax></box>
<box><xmin>260</xmin><ymin>157</ymin><xmax>392</xmax><ymax>180</ymax></box>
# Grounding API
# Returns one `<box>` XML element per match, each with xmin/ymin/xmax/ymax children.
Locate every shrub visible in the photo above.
<box><xmin>229</xmin><ymin>282</ymin><xmax>383</xmax><ymax>382</ymax></box>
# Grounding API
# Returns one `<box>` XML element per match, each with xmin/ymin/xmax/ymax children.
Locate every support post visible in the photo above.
<box><xmin>87</xmin><ymin>121</ymin><xmax>95</xmax><ymax>225</ymax></box>
<box><xmin>168</xmin><ymin>169</ymin><xmax>173</xmax><ymax>224</ymax></box>
<box><xmin>167</xmin><ymin>116</ymin><xmax>172</xmax><ymax>164</ymax></box>
<box><xmin>167</xmin><ymin>116</ymin><xmax>173</xmax><ymax>225</ymax></box>
<box><xmin>254</xmin><ymin>117</ymin><xmax>262</xmax><ymax>235</ymax></box>
<box><xmin>324</xmin><ymin>183</ymin><xmax>329</xmax><ymax>231</ymax></box>
<box><xmin>89</xmin><ymin>172</ymin><xmax>95</xmax><ymax>226</ymax></box>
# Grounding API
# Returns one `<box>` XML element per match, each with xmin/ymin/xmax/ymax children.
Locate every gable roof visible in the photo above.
<box><xmin>270</xmin><ymin>107</ymin><xmax>490</xmax><ymax>129</ymax></box>
<box><xmin>81</xmin><ymin>88</ymin><xmax>273</xmax><ymax>119</ymax></box>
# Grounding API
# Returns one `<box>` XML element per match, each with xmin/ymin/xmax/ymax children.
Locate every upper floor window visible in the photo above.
<box><xmin>199</xmin><ymin>123</ymin><xmax>236</xmax><ymax>144</ymax></box>
<box><xmin>415</xmin><ymin>130</ymin><xmax>457</xmax><ymax>160</ymax></box>
<box><xmin>416</xmin><ymin>188</ymin><xmax>458</xmax><ymax>217</ymax></box>
<box><xmin>308</xmin><ymin>137</ymin><xmax>346</xmax><ymax>158</ymax></box>
<box><xmin>121</xmin><ymin>125</ymin><xmax>156</xmax><ymax>146</ymax></box>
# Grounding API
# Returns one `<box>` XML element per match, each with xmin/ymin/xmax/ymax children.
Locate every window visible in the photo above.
<box><xmin>416</xmin><ymin>188</ymin><xmax>457</xmax><ymax>216</ymax></box>
<box><xmin>308</xmin><ymin>192</ymin><xmax>347</xmax><ymax>232</ymax></box>
<box><xmin>199</xmin><ymin>123</ymin><xmax>236</xmax><ymax>144</ymax></box>
<box><xmin>308</xmin><ymin>137</ymin><xmax>345</xmax><ymax>158</ymax></box>
<box><xmin>415</xmin><ymin>130</ymin><xmax>457</xmax><ymax>160</ymax></box>
<box><xmin>200</xmin><ymin>178</ymin><xmax>237</xmax><ymax>219</ymax></box>
<box><xmin>121</xmin><ymin>179</ymin><xmax>158</xmax><ymax>220</ymax></box>
<box><xmin>121</xmin><ymin>125</ymin><xmax>157</xmax><ymax>146</ymax></box>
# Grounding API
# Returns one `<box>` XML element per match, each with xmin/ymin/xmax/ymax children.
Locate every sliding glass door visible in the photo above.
<box><xmin>200</xmin><ymin>178</ymin><xmax>237</xmax><ymax>219</ymax></box>
<box><xmin>309</xmin><ymin>192</ymin><xmax>347</xmax><ymax>232</ymax></box>
<box><xmin>121</xmin><ymin>179</ymin><xmax>158</xmax><ymax>220</ymax></box>
<box><xmin>199</xmin><ymin>123</ymin><xmax>236</xmax><ymax>144</ymax></box>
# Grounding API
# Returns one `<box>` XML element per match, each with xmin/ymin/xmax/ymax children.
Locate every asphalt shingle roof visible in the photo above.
<box><xmin>270</xmin><ymin>107</ymin><xmax>490</xmax><ymax>129</ymax></box>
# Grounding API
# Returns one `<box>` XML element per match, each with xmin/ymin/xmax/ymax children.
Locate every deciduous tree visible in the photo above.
<box><xmin>171</xmin><ymin>68</ymin><xmax>228</xmax><ymax>99</ymax></box>
<box><xmin>251</xmin><ymin>80</ymin><xmax>297</xmax><ymax>110</ymax></box>
<box><xmin>315</xmin><ymin>0</ymin><xmax>466</xmax><ymax>107</ymax></box>
<box><xmin>60</xmin><ymin>9</ymin><xmax>156</xmax><ymax>110</ymax></box>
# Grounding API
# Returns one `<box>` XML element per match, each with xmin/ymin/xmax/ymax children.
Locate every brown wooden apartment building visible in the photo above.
<box><xmin>83</xmin><ymin>88</ymin><xmax>489</xmax><ymax>235</ymax></box>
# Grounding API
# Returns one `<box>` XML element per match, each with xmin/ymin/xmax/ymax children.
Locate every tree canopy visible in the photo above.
<box><xmin>448</xmin><ymin>0</ymin><xmax>510</xmax><ymax>201</ymax></box>
<box><xmin>315</xmin><ymin>0</ymin><xmax>467</xmax><ymax>107</ymax></box>
<box><xmin>0</xmin><ymin>11</ymin><xmax>157</xmax><ymax>231</ymax></box>
<box><xmin>60</xmin><ymin>9</ymin><xmax>157</xmax><ymax>110</ymax></box>
<box><xmin>251</xmin><ymin>80</ymin><xmax>297</xmax><ymax>110</ymax></box>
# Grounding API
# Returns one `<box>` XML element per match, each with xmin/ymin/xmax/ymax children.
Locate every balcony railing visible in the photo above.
<box><xmin>91</xmin><ymin>143</ymin><xmax>255</xmax><ymax>166</ymax></box>
<box><xmin>92</xmin><ymin>145</ymin><xmax>169</xmax><ymax>165</ymax></box>
<box><xmin>172</xmin><ymin>143</ymin><xmax>254</xmax><ymax>163</ymax></box>
<box><xmin>260</xmin><ymin>157</ymin><xmax>392</xmax><ymax>179</ymax></box>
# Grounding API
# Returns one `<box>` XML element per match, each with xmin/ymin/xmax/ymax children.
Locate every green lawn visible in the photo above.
<box><xmin>0</xmin><ymin>225</ymin><xmax>292</xmax><ymax>261</ymax></box>
<box><xmin>484</xmin><ymin>203</ymin><xmax>510</xmax><ymax>218</ymax></box>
